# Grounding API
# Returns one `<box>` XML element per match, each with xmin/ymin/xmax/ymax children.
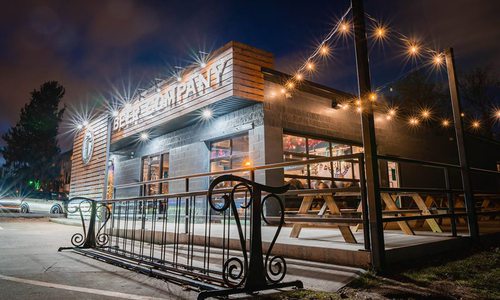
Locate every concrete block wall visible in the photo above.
<box><xmin>111</xmin><ymin>103</ymin><xmax>265</xmax><ymax>198</ymax></box>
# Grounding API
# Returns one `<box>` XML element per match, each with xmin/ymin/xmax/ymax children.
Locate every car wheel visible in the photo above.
<box><xmin>20</xmin><ymin>203</ymin><xmax>30</xmax><ymax>214</ymax></box>
<box><xmin>50</xmin><ymin>205</ymin><xmax>62</xmax><ymax>214</ymax></box>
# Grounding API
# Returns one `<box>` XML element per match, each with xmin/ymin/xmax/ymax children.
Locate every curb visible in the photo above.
<box><xmin>49</xmin><ymin>218</ymin><xmax>82</xmax><ymax>227</ymax></box>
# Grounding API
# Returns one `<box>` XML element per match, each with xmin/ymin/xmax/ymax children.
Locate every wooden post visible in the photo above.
<box><xmin>351</xmin><ymin>0</ymin><xmax>385</xmax><ymax>271</ymax></box>
<box><xmin>444</xmin><ymin>48</ymin><xmax>479</xmax><ymax>239</ymax></box>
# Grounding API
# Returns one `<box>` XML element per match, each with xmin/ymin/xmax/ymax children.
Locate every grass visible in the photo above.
<box><xmin>402</xmin><ymin>246</ymin><xmax>500</xmax><ymax>299</ymax></box>
<box><xmin>264</xmin><ymin>245</ymin><xmax>500</xmax><ymax>299</ymax></box>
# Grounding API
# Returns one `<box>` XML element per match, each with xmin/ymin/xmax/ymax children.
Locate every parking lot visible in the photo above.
<box><xmin>0</xmin><ymin>217</ymin><xmax>362</xmax><ymax>299</ymax></box>
<box><xmin>0</xmin><ymin>217</ymin><xmax>197</xmax><ymax>300</ymax></box>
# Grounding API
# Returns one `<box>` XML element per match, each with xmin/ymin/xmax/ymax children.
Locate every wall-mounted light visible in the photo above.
<box><xmin>140</xmin><ymin>132</ymin><xmax>149</xmax><ymax>141</ymax></box>
<box><xmin>202</xmin><ymin>108</ymin><xmax>213</xmax><ymax>119</ymax></box>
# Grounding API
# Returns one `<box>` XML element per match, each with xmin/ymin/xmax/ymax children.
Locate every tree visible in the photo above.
<box><xmin>1</xmin><ymin>81</ymin><xmax>65</xmax><ymax>190</ymax></box>
<box><xmin>459</xmin><ymin>66</ymin><xmax>500</xmax><ymax>139</ymax></box>
<box><xmin>387</xmin><ymin>70</ymin><xmax>450</xmax><ymax>117</ymax></box>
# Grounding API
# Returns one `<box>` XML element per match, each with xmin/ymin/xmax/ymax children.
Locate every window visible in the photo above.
<box><xmin>210</xmin><ymin>134</ymin><xmax>249</xmax><ymax>188</ymax></box>
<box><xmin>283</xmin><ymin>133</ymin><xmax>361</xmax><ymax>189</ymax></box>
<box><xmin>141</xmin><ymin>153</ymin><xmax>169</xmax><ymax>195</ymax></box>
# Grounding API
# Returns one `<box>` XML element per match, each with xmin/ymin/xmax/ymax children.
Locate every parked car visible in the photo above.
<box><xmin>0</xmin><ymin>191</ymin><xmax>69</xmax><ymax>214</ymax></box>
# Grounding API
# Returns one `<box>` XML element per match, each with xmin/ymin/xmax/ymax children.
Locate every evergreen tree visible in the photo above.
<box><xmin>1</xmin><ymin>81</ymin><xmax>65</xmax><ymax>190</ymax></box>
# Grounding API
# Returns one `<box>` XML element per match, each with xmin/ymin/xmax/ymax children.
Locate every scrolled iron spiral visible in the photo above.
<box><xmin>222</xmin><ymin>257</ymin><xmax>247</xmax><ymax>288</ymax></box>
<box><xmin>70</xmin><ymin>233</ymin><xmax>85</xmax><ymax>247</ymax></box>
<box><xmin>262</xmin><ymin>193</ymin><xmax>287</xmax><ymax>283</ymax></box>
<box><xmin>95</xmin><ymin>204</ymin><xmax>111</xmax><ymax>247</ymax></box>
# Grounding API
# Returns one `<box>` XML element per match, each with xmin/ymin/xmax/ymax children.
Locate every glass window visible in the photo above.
<box><xmin>283</xmin><ymin>133</ymin><xmax>362</xmax><ymax>189</ymax></box>
<box><xmin>141</xmin><ymin>153</ymin><xmax>169</xmax><ymax>196</ymax></box>
<box><xmin>209</xmin><ymin>134</ymin><xmax>249</xmax><ymax>188</ymax></box>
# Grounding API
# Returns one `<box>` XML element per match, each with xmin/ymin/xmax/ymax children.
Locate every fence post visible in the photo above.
<box><xmin>445</xmin><ymin>48</ymin><xmax>479</xmax><ymax>239</ymax></box>
<box><xmin>444</xmin><ymin>167</ymin><xmax>457</xmax><ymax>237</ymax></box>
<box><xmin>359</xmin><ymin>155</ymin><xmax>371</xmax><ymax>250</ymax></box>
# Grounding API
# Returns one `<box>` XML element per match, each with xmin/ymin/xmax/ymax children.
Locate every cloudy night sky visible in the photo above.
<box><xmin>1</xmin><ymin>0</ymin><xmax>499</xmax><ymax>156</ymax></box>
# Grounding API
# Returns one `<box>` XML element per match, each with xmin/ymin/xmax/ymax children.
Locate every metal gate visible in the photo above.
<box><xmin>59</xmin><ymin>175</ymin><xmax>303</xmax><ymax>299</ymax></box>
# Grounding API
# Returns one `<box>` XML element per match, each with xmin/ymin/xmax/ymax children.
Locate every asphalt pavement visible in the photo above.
<box><xmin>0</xmin><ymin>217</ymin><xmax>362</xmax><ymax>299</ymax></box>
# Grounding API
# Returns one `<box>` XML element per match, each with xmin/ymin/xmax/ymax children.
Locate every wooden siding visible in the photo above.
<box><xmin>110</xmin><ymin>41</ymin><xmax>273</xmax><ymax>144</ymax></box>
<box><xmin>69</xmin><ymin>115</ymin><xmax>109</xmax><ymax>200</ymax></box>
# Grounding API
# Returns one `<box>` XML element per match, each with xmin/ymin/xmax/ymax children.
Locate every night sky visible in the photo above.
<box><xmin>1</xmin><ymin>0</ymin><xmax>499</xmax><ymax>156</ymax></box>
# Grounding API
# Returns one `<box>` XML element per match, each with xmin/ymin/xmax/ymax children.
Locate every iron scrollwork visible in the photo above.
<box><xmin>58</xmin><ymin>197</ymin><xmax>111</xmax><ymax>251</ymax></box>
<box><xmin>206</xmin><ymin>174</ymin><xmax>302</xmax><ymax>295</ymax></box>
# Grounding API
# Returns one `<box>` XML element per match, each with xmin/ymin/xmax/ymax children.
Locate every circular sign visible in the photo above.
<box><xmin>82</xmin><ymin>130</ymin><xmax>94</xmax><ymax>165</ymax></box>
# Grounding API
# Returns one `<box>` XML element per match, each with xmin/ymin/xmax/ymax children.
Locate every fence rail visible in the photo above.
<box><xmin>59</xmin><ymin>175</ymin><xmax>303</xmax><ymax>299</ymax></box>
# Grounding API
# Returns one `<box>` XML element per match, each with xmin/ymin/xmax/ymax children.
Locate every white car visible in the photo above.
<box><xmin>0</xmin><ymin>191</ymin><xmax>68</xmax><ymax>214</ymax></box>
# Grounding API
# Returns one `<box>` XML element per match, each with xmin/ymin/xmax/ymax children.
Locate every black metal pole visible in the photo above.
<box><xmin>444</xmin><ymin>48</ymin><xmax>479</xmax><ymax>239</ymax></box>
<box><xmin>351</xmin><ymin>0</ymin><xmax>385</xmax><ymax>271</ymax></box>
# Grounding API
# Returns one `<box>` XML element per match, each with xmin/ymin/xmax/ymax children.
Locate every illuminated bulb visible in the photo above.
<box><xmin>495</xmin><ymin>110</ymin><xmax>500</xmax><ymax>118</ymax></box>
<box><xmin>77</xmin><ymin>124</ymin><xmax>83</xmax><ymax>130</ymax></box>
<box><xmin>200</xmin><ymin>62</ymin><xmax>206</xmax><ymax>68</ymax></box>
<box><xmin>339</xmin><ymin>21</ymin><xmax>350</xmax><ymax>33</ymax></box>
<box><xmin>202</xmin><ymin>108</ymin><xmax>213</xmax><ymax>119</ymax></box>
<box><xmin>244</xmin><ymin>160</ymin><xmax>252</xmax><ymax>167</ymax></box>
<box><xmin>408</xmin><ymin>43</ymin><xmax>420</xmax><ymax>56</ymax></box>
<box><xmin>388</xmin><ymin>109</ymin><xmax>397</xmax><ymax>116</ymax></box>
<box><xmin>433</xmin><ymin>54</ymin><xmax>444</xmax><ymax>66</ymax></box>
<box><xmin>369</xmin><ymin>92</ymin><xmax>377</xmax><ymax>101</ymax></box>
<box><xmin>374</xmin><ymin>26</ymin><xmax>387</xmax><ymax>39</ymax></box>
<box><xmin>472</xmin><ymin>121</ymin><xmax>480</xmax><ymax>128</ymax></box>
<box><xmin>306</xmin><ymin>62</ymin><xmax>315</xmax><ymax>70</ymax></box>
<box><xmin>355</xmin><ymin>99</ymin><xmax>362</xmax><ymax>106</ymax></box>
<box><xmin>342</xmin><ymin>103</ymin><xmax>349</xmax><ymax>110</ymax></box>
<box><xmin>82</xmin><ymin>120</ymin><xmax>89</xmax><ymax>127</ymax></box>
<box><xmin>156</xmin><ymin>87</ymin><xmax>161</xmax><ymax>93</ymax></box>
<box><xmin>320</xmin><ymin>45</ymin><xmax>329</xmax><ymax>56</ymax></box>
<box><xmin>295</xmin><ymin>73</ymin><xmax>303</xmax><ymax>81</ymax></box>
<box><xmin>461</xmin><ymin>112</ymin><xmax>465</xmax><ymax>117</ymax></box>
<box><xmin>111</xmin><ymin>110</ymin><xmax>119</xmax><ymax>117</ymax></box>
<box><xmin>176</xmin><ymin>76</ymin><xmax>182</xmax><ymax>82</ymax></box>
<box><xmin>280</xmin><ymin>88</ymin><xmax>286</xmax><ymax>94</ymax></box>
<box><xmin>140</xmin><ymin>132</ymin><xmax>149</xmax><ymax>141</ymax></box>
<box><xmin>442</xmin><ymin>119</ymin><xmax>450</xmax><ymax>127</ymax></box>
<box><xmin>286</xmin><ymin>82</ymin><xmax>295</xmax><ymax>89</ymax></box>
<box><xmin>356</xmin><ymin>107</ymin><xmax>362</xmax><ymax>113</ymax></box>
<box><xmin>409</xmin><ymin>117</ymin><xmax>419</xmax><ymax>126</ymax></box>
<box><xmin>125</xmin><ymin>103</ymin><xmax>132</xmax><ymax>109</ymax></box>
<box><xmin>421</xmin><ymin>109</ymin><xmax>431</xmax><ymax>119</ymax></box>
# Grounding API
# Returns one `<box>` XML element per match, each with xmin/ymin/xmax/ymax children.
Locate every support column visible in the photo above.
<box><xmin>444</xmin><ymin>48</ymin><xmax>479</xmax><ymax>239</ymax></box>
<box><xmin>351</xmin><ymin>0</ymin><xmax>385</xmax><ymax>271</ymax></box>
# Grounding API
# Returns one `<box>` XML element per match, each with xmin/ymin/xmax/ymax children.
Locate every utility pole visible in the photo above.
<box><xmin>351</xmin><ymin>0</ymin><xmax>385</xmax><ymax>271</ymax></box>
<box><xmin>444</xmin><ymin>48</ymin><xmax>479</xmax><ymax>239</ymax></box>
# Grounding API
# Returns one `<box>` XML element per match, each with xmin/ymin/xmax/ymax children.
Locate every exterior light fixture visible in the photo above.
<box><xmin>201</xmin><ymin>108</ymin><xmax>213</xmax><ymax>119</ymax></box>
<box><xmin>77</xmin><ymin>124</ymin><xmax>83</xmax><ymax>130</ymax></box>
<box><xmin>111</xmin><ymin>110</ymin><xmax>119</xmax><ymax>117</ymax></box>
<box><xmin>472</xmin><ymin>120</ymin><xmax>480</xmax><ymax>128</ymax></box>
<box><xmin>409</xmin><ymin>117</ymin><xmax>419</xmax><ymax>126</ymax></box>
<box><xmin>82</xmin><ymin>120</ymin><xmax>89</xmax><ymax>127</ymax></box>
<box><xmin>200</xmin><ymin>62</ymin><xmax>207</xmax><ymax>68</ymax></box>
<box><xmin>369</xmin><ymin>92</ymin><xmax>377</xmax><ymax>101</ymax></box>
<box><xmin>140</xmin><ymin>132</ymin><xmax>149</xmax><ymax>141</ymax></box>
<box><xmin>125</xmin><ymin>103</ymin><xmax>132</xmax><ymax>109</ymax></box>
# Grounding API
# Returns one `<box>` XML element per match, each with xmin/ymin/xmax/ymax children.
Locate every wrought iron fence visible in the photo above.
<box><xmin>59</xmin><ymin>175</ymin><xmax>303</xmax><ymax>299</ymax></box>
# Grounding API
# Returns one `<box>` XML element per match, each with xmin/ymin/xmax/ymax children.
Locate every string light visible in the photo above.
<box><xmin>494</xmin><ymin>110</ymin><xmax>500</xmax><ymax>119</ymax></box>
<box><xmin>420</xmin><ymin>109</ymin><xmax>431</xmax><ymax>119</ymax></box>
<box><xmin>295</xmin><ymin>73</ymin><xmax>304</xmax><ymax>81</ymax></box>
<box><xmin>286</xmin><ymin>82</ymin><xmax>295</xmax><ymax>89</ymax></box>
<box><xmin>320</xmin><ymin>45</ymin><xmax>330</xmax><ymax>56</ymax></box>
<box><xmin>408</xmin><ymin>42</ymin><xmax>420</xmax><ymax>57</ymax></box>
<box><xmin>409</xmin><ymin>117</ymin><xmax>420</xmax><ymax>126</ymax></box>
<box><xmin>373</xmin><ymin>25</ymin><xmax>388</xmax><ymax>41</ymax></box>
<box><xmin>306</xmin><ymin>62</ymin><xmax>315</xmax><ymax>71</ymax></box>
<box><xmin>339</xmin><ymin>21</ymin><xmax>350</xmax><ymax>34</ymax></box>
<box><xmin>471</xmin><ymin>120</ymin><xmax>480</xmax><ymax>129</ymax></box>
<box><xmin>369</xmin><ymin>92</ymin><xmax>377</xmax><ymax>101</ymax></box>
<box><xmin>280</xmin><ymin>88</ymin><xmax>286</xmax><ymax>94</ymax></box>
<box><xmin>441</xmin><ymin>119</ymin><xmax>450</xmax><ymax>127</ymax></box>
<box><xmin>433</xmin><ymin>53</ymin><xmax>444</xmax><ymax>66</ymax></box>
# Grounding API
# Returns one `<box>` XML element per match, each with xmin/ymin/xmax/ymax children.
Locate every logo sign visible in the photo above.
<box><xmin>112</xmin><ymin>56</ymin><xmax>230</xmax><ymax>131</ymax></box>
<box><xmin>81</xmin><ymin>130</ymin><xmax>94</xmax><ymax>165</ymax></box>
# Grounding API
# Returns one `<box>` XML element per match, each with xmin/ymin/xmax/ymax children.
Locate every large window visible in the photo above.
<box><xmin>141</xmin><ymin>153</ymin><xmax>169</xmax><ymax>195</ymax></box>
<box><xmin>210</xmin><ymin>134</ymin><xmax>249</xmax><ymax>188</ymax></box>
<box><xmin>283</xmin><ymin>133</ymin><xmax>361</xmax><ymax>189</ymax></box>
